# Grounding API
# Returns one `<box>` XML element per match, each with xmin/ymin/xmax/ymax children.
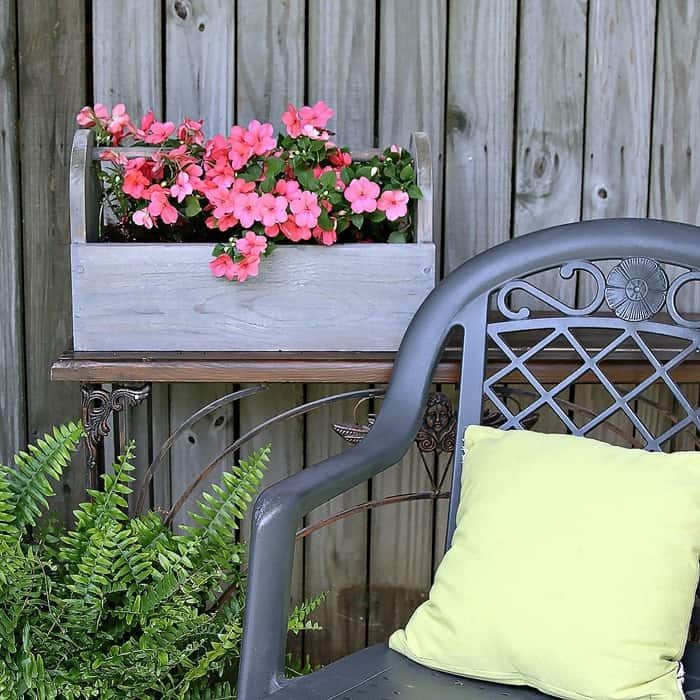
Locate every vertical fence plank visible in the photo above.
<box><xmin>577</xmin><ymin>0</ymin><xmax>656</xmax><ymax>444</ymax></box>
<box><xmin>165</xmin><ymin>0</ymin><xmax>235</xmax><ymax>133</ymax></box>
<box><xmin>379</xmin><ymin>0</ymin><xmax>446</xmax><ymax>259</ymax></box>
<box><xmin>368</xmin><ymin>0</ymin><xmax>447</xmax><ymax>645</ymax></box>
<box><xmin>165</xmin><ymin>1</ymin><xmax>236</xmax><ymax>518</ymax></box>
<box><xmin>0</xmin><ymin>0</ymin><xmax>25</xmax><ymax>464</ymax></box>
<box><xmin>649</xmin><ymin>0</ymin><xmax>700</xmax><ymax>446</ymax></box>
<box><xmin>304</xmin><ymin>385</ymin><xmax>367</xmax><ymax>665</ymax></box>
<box><xmin>305</xmin><ymin>0</ymin><xmax>374</xmax><ymax>660</ymax></box>
<box><xmin>92</xmin><ymin>1</ymin><xmax>165</xmax><ymax>508</ymax></box>
<box><xmin>237</xmin><ymin>0</ymin><xmax>305</xmax><ymax>126</ymax></box>
<box><xmin>513</xmin><ymin>0</ymin><xmax>587</xmax><ymax>303</ymax></box>
<box><xmin>18</xmin><ymin>0</ymin><xmax>85</xmax><ymax>522</ymax></box>
<box><xmin>93</xmin><ymin>1</ymin><xmax>162</xmax><ymax>117</ymax></box>
<box><xmin>437</xmin><ymin>0</ymin><xmax>517</xmax><ymax>564</ymax></box>
<box><xmin>444</xmin><ymin>0</ymin><xmax>518</xmax><ymax>273</ymax></box>
<box><xmin>239</xmin><ymin>385</ymin><xmax>305</xmax><ymax>661</ymax></box>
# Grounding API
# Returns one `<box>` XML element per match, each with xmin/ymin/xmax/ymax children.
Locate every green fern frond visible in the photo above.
<box><xmin>7</xmin><ymin>422</ymin><xmax>83</xmax><ymax>531</ymax></box>
<box><xmin>182</xmin><ymin>445</ymin><xmax>270</xmax><ymax>548</ymax></box>
<box><xmin>288</xmin><ymin>591</ymin><xmax>327</xmax><ymax>634</ymax></box>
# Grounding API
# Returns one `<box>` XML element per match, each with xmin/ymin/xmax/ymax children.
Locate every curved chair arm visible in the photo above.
<box><xmin>237</xmin><ymin>428</ymin><xmax>417</xmax><ymax>699</ymax></box>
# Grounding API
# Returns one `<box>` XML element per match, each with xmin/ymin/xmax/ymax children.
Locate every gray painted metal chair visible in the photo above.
<box><xmin>238</xmin><ymin>219</ymin><xmax>700</xmax><ymax>700</ymax></box>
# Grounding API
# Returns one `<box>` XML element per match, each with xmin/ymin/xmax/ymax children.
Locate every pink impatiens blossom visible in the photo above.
<box><xmin>123</xmin><ymin>169</ymin><xmax>150</xmax><ymax>199</ymax></box>
<box><xmin>147</xmin><ymin>187</ymin><xmax>179</xmax><ymax>224</ymax></box>
<box><xmin>328</xmin><ymin>149</ymin><xmax>352</xmax><ymax>168</ymax></box>
<box><xmin>281</xmin><ymin>104</ymin><xmax>303</xmax><ymax>138</ymax></box>
<box><xmin>289</xmin><ymin>191</ymin><xmax>321</xmax><ymax>229</ymax></box>
<box><xmin>274</xmin><ymin>179</ymin><xmax>301</xmax><ymax>199</ymax></box>
<box><xmin>236</xmin><ymin>231</ymin><xmax>268</xmax><ymax>258</ymax></box>
<box><xmin>210</xmin><ymin>253</ymin><xmax>237</xmax><ymax>281</ymax></box>
<box><xmin>228</xmin><ymin>126</ymin><xmax>253</xmax><ymax>170</ymax></box>
<box><xmin>313</xmin><ymin>225</ymin><xmax>337</xmax><ymax>246</ymax></box>
<box><xmin>280</xmin><ymin>220</ymin><xmax>311</xmax><ymax>242</ymax></box>
<box><xmin>344</xmin><ymin>176</ymin><xmax>380</xmax><ymax>214</ymax></box>
<box><xmin>232</xmin><ymin>192</ymin><xmax>260</xmax><ymax>229</ymax></box>
<box><xmin>177</xmin><ymin>117</ymin><xmax>204</xmax><ymax>145</ymax></box>
<box><xmin>299</xmin><ymin>101</ymin><xmax>334</xmax><ymax>128</ymax></box>
<box><xmin>144</xmin><ymin>119</ymin><xmax>176</xmax><ymax>144</ymax></box>
<box><xmin>76</xmin><ymin>103</ymin><xmax>109</xmax><ymax>127</ymax></box>
<box><xmin>170</xmin><ymin>172</ymin><xmax>194</xmax><ymax>203</ymax></box>
<box><xmin>132</xmin><ymin>208</ymin><xmax>154</xmax><ymax>229</ymax></box>
<box><xmin>256</xmin><ymin>193</ymin><xmax>288</xmax><ymax>227</ymax></box>
<box><xmin>232</xmin><ymin>255</ymin><xmax>261</xmax><ymax>282</ymax></box>
<box><xmin>245</xmin><ymin>120</ymin><xmax>277</xmax><ymax>156</ymax></box>
<box><xmin>377</xmin><ymin>189</ymin><xmax>409</xmax><ymax>221</ymax></box>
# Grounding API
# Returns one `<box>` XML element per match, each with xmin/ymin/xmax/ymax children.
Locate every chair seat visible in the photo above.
<box><xmin>273</xmin><ymin>642</ymin><xmax>700</xmax><ymax>700</ymax></box>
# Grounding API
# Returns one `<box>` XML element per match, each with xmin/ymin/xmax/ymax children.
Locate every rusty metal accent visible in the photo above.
<box><xmin>81</xmin><ymin>383</ymin><xmax>151</xmax><ymax>488</ymax></box>
<box><xmin>605</xmin><ymin>257</ymin><xmax>668</xmax><ymax>321</ymax></box>
<box><xmin>415</xmin><ymin>392</ymin><xmax>457</xmax><ymax>454</ymax></box>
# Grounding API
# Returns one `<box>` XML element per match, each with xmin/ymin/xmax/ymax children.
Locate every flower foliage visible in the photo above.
<box><xmin>0</xmin><ymin>424</ymin><xmax>323</xmax><ymax>698</ymax></box>
<box><xmin>76</xmin><ymin>102</ymin><xmax>423</xmax><ymax>282</ymax></box>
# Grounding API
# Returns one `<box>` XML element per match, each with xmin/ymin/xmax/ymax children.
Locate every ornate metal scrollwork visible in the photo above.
<box><xmin>604</xmin><ymin>257</ymin><xmax>668</xmax><ymax>322</ymax></box>
<box><xmin>81</xmin><ymin>384</ymin><xmax>151</xmax><ymax>486</ymax></box>
<box><xmin>667</xmin><ymin>270</ymin><xmax>700</xmax><ymax>329</ymax></box>
<box><xmin>415</xmin><ymin>392</ymin><xmax>457</xmax><ymax>454</ymax></box>
<box><xmin>496</xmin><ymin>260</ymin><xmax>607</xmax><ymax>320</ymax></box>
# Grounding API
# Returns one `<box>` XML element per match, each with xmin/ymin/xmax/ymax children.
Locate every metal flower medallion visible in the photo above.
<box><xmin>604</xmin><ymin>257</ymin><xmax>668</xmax><ymax>322</ymax></box>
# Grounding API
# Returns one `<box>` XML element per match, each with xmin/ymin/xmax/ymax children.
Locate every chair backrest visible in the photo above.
<box><xmin>385</xmin><ymin>219</ymin><xmax>700</xmax><ymax>548</ymax></box>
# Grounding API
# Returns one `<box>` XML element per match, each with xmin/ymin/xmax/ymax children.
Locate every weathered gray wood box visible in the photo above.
<box><xmin>69</xmin><ymin>130</ymin><xmax>435</xmax><ymax>352</ymax></box>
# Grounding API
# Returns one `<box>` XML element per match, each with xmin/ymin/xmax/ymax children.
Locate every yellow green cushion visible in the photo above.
<box><xmin>389</xmin><ymin>425</ymin><xmax>700</xmax><ymax>700</ymax></box>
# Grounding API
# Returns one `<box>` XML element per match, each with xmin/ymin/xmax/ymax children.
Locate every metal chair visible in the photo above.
<box><xmin>238</xmin><ymin>219</ymin><xmax>700</xmax><ymax>699</ymax></box>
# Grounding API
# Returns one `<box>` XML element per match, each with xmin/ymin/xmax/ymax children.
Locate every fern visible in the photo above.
<box><xmin>0</xmin><ymin>430</ymin><xmax>322</xmax><ymax>697</ymax></box>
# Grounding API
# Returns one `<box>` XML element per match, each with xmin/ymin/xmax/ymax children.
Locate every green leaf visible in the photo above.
<box><xmin>212</xmin><ymin>243</ymin><xmax>225</xmax><ymax>257</ymax></box>
<box><xmin>400</xmin><ymin>164</ymin><xmax>415</xmax><ymax>181</ymax></box>
<box><xmin>388</xmin><ymin>231</ymin><xmax>408</xmax><ymax>243</ymax></box>
<box><xmin>319</xmin><ymin>170</ymin><xmax>337</xmax><ymax>189</ymax></box>
<box><xmin>183</xmin><ymin>195</ymin><xmax>201</xmax><ymax>218</ymax></box>
<box><xmin>407</xmin><ymin>184</ymin><xmax>423</xmax><ymax>199</ymax></box>
<box><xmin>318</xmin><ymin>209</ymin><xmax>334</xmax><ymax>231</ymax></box>
<box><xmin>368</xmin><ymin>210</ymin><xmax>386</xmax><ymax>223</ymax></box>
<box><xmin>351</xmin><ymin>214</ymin><xmax>364</xmax><ymax>230</ymax></box>
<box><xmin>240</xmin><ymin>163</ymin><xmax>262</xmax><ymax>182</ymax></box>
<box><xmin>260</xmin><ymin>176</ymin><xmax>275</xmax><ymax>193</ymax></box>
<box><xmin>265</xmin><ymin>156</ymin><xmax>285</xmax><ymax>178</ymax></box>
<box><xmin>340</xmin><ymin>167</ymin><xmax>354</xmax><ymax>185</ymax></box>
<box><xmin>295</xmin><ymin>167</ymin><xmax>319</xmax><ymax>191</ymax></box>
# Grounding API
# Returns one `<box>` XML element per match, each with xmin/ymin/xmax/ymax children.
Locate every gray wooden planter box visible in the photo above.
<box><xmin>69</xmin><ymin>130</ymin><xmax>435</xmax><ymax>352</ymax></box>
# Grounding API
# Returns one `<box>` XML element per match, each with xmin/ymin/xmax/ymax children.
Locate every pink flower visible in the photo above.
<box><xmin>177</xmin><ymin>117</ymin><xmax>204</xmax><ymax>145</ymax></box>
<box><xmin>236</xmin><ymin>231</ymin><xmax>268</xmax><ymax>258</ymax></box>
<box><xmin>256</xmin><ymin>193</ymin><xmax>288</xmax><ymax>227</ymax></box>
<box><xmin>313</xmin><ymin>226</ymin><xmax>337</xmax><ymax>246</ymax></box>
<box><xmin>281</xmin><ymin>104</ymin><xmax>303</xmax><ymax>138</ymax></box>
<box><xmin>76</xmin><ymin>103</ymin><xmax>109</xmax><ymax>127</ymax></box>
<box><xmin>141</xmin><ymin>111</ymin><xmax>155</xmax><ymax>132</ymax></box>
<box><xmin>245</xmin><ymin>120</ymin><xmax>277</xmax><ymax>156</ymax></box>
<box><xmin>390</xmin><ymin>144</ymin><xmax>403</xmax><ymax>154</ymax></box>
<box><xmin>217</xmin><ymin>213</ymin><xmax>239</xmax><ymax>232</ymax></box>
<box><xmin>147</xmin><ymin>188</ymin><xmax>179</xmax><ymax>224</ymax></box>
<box><xmin>232</xmin><ymin>255</ymin><xmax>261</xmax><ymax>282</ymax></box>
<box><xmin>143</xmin><ymin>119</ymin><xmax>176</xmax><ymax>144</ymax></box>
<box><xmin>301</xmin><ymin>123</ymin><xmax>330</xmax><ymax>141</ymax></box>
<box><xmin>344</xmin><ymin>176</ymin><xmax>380</xmax><ymax>214</ymax></box>
<box><xmin>280</xmin><ymin>220</ymin><xmax>311</xmax><ymax>242</ymax></box>
<box><xmin>123</xmin><ymin>169</ymin><xmax>150</xmax><ymax>199</ymax></box>
<box><xmin>275</xmin><ymin>179</ymin><xmax>301</xmax><ymax>199</ymax></box>
<box><xmin>329</xmin><ymin>150</ymin><xmax>352</xmax><ymax>168</ymax></box>
<box><xmin>232</xmin><ymin>192</ymin><xmax>260</xmax><ymax>229</ymax></box>
<box><xmin>299</xmin><ymin>101</ymin><xmax>334</xmax><ymax>128</ymax></box>
<box><xmin>170</xmin><ymin>172</ymin><xmax>194</xmax><ymax>203</ymax></box>
<box><xmin>132</xmin><ymin>208</ymin><xmax>154</xmax><ymax>229</ymax></box>
<box><xmin>289</xmin><ymin>191</ymin><xmax>321</xmax><ymax>229</ymax></box>
<box><xmin>229</xmin><ymin>126</ymin><xmax>253</xmax><ymax>170</ymax></box>
<box><xmin>377</xmin><ymin>189</ymin><xmax>409</xmax><ymax>221</ymax></box>
<box><xmin>99</xmin><ymin>150</ymin><xmax>128</xmax><ymax>166</ymax></box>
<box><xmin>210</xmin><ymin>253</ymin><xmax>236</xmax><ymax>281</ymax></box>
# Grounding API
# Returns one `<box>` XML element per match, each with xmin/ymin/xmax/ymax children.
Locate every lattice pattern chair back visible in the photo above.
<box><xmin>447</xmin><ymin>239</ymin><xmax>700</xmax><ymax>544</ymax></box>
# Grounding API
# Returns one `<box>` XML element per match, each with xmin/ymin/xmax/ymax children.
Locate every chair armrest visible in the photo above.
<box><xmin>237</xmin><ymin>429</ymin><xmax>409</xmax><ymax>700</ymax></box>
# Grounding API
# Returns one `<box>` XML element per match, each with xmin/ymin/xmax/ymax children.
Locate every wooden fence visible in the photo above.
<box><xmin>2</xmin><ymin>0</ymin><xmax>700</xmax><ymax>666</ymax></box>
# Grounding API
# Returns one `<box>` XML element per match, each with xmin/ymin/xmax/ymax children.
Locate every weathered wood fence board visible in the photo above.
<box><xmin>0</xmin><ymin>0</ymin><xmax>25</xmax><ymax>465</ymax></box>
<box><xmin>4</xmin><ymin>0</ymin><xmax>700</xmax><ymax>669</ymax></box>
